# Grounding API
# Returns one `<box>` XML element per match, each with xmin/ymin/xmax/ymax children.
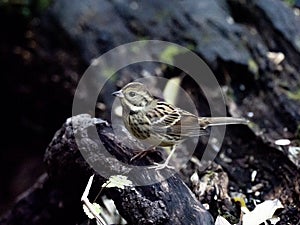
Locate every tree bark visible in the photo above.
<box><xmin>1</xmin><ymin>114</ymin><xmax>214</xmax><ymax>225</ymax></box>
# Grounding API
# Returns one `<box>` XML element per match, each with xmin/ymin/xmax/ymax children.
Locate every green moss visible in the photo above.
<box><xmin>129</xmin><ymin>40</ymin><xmax>148</xmax><ymax>54</ymax></box>
<box><xmin>284</xmin><ymin>0</ymin><xmax>296</xmax><ymax>6</ymax></box>
<box><xmin>0</xmin><ymin>0</ymin><xmax>52</xmax><ymax>17</ymax></box>
<box><xmin>278</xmin><ymin>80</ymin><xmax>290</xmax><ymax>89</ymax></box>
<box><xmin>101</xmin><ymin>67</ymin><xmax>117</xmax><ymax>80</ymax></box>
<box><xmin>137</xmin><ymin>36</ymin><xmax>150</xmax><ymax>41</ymax></box>
<box><xmin>35</xmin><ymin>0</ymin><xmax>51</xmax><ymax>12</ymax></box>
<box><xmin>130</xmin><ymin>45</ymin><xmax>140</xmax><ymax>54</ymax></box>
<box><xmin>286</xmin><ymin>89</ymin><xmax>300</xmax><ymax>101</ymax></box>
<box><xmin>186</xmin><ymin>43</ymin><xmax>196</xmax><ymax>51</ymax></box>
<box><xmin>159</xmin><ymin>45</ymin><xmax>187</xmax><ymax>65</ymax></box>
<box><xmin>247</xmin><ymin>58</ymin><xmax>259</xmax><ymax>78</ymax></box>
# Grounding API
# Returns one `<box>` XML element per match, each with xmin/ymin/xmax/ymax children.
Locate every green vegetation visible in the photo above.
<box><xmin>160</xmin><ymin>45</ymin><xmax>187</xmax><ymax>65</ymax></box>
<box><xmin>247</xmin><ymin>58</ymin><xmax>259</xmax><ymax>78</ymax></box>
<box><xmin>284</xmin><ymin>0</ymin><xmax>296</xmax><ymax>7</ymax></box>
<box><xmin>0</xmin><ymin>0</ymin><xmax>52</xmax><ymax>17</ymax></box>
<box><xmin>286</xmin><ymin>89</ymin><xmax>300</xmax><ymax>101</ymax></box>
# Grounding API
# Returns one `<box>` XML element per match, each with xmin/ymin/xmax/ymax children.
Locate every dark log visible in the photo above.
<box><xmin>1</xmin><ymin>115</ymin><xmax>214</xmax><ymax>225</ymax></box>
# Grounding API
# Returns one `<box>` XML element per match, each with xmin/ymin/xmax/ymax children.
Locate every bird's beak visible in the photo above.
<box><xmin>112</xmin><ymin>90</ymin><xmax>124</xmax><ymax>98</ymax></box>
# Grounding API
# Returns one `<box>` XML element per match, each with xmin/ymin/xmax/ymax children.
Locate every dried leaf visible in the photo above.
<box><xmin>102</xmin><ymin>175</ymin><xmax>133</xmax><ymax>189</ymax></box>
<box><xmin>242</xmin><ymin>199</ymin><xmax>283</xmax><ymax>225</ymax></box>
<box><xmin>215</xmin><ymin>216</ymin><xmax>231</xmax><ymax>225</ymax></box>
<box><xmin>83</xmin><ymin>203</ymin><xmax>102</xmax><ymax>219</ymax></box>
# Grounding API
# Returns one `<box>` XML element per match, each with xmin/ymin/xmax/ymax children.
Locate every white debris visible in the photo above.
<box><xmin>274</xmin><ymin>139</ymin><xmax>291</xmax><ymax>146</ymax></box>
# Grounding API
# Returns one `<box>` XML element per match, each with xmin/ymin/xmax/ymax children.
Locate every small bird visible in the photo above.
<box><xmin>113</xmin><ymin>82</ymin><xmax>248</xmax><ymax>170</ymax></box>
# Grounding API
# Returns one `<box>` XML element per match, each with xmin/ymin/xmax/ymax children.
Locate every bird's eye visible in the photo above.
<box><xmin>129</xmin><ymin>92</ymin><xmax>136</xmax><ymax>97</ymax></box>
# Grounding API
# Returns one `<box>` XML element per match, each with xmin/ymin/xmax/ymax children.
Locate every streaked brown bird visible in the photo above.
<box><xmin>113</xmin><ymin>82</ymin><xmax>248</xmax><ymax>170</ymax></box>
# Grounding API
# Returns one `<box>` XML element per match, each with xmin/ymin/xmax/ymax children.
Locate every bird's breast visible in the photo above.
<box><xmin>126</xmin><ymin>111</ymin><xmax>151</xmax><ymax>140</ymax></box>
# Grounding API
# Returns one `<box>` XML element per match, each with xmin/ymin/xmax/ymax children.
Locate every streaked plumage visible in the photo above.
<box><xmin>113</xmin><ymin>82</ymin><xmax>248</xmax><ymax>170</ymax></box>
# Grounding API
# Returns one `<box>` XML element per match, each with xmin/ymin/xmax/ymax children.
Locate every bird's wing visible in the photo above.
<box><xmin>146</xmin><ymin>102</ymin><xmax>208</xmax><ymax>138</ymax></box>
<box><xmin>176</xmin><ymin>109</ymin><xmax>209</xmax><ymax>137</ymax></box>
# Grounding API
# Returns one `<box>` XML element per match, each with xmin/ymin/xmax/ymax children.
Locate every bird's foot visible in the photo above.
<box><xmin>130</xmin><ymin>148</ymin><xmax>159</xmax><ymax>162</ymax></box>
<box><xmin>148</xmin><ymin>162</ymin><xmax>174</xmax><ymax>170</ymax></box>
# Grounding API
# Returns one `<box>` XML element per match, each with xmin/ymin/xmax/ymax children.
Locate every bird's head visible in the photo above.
<box><xmin>112</xmin><ymin>82</ymin><xmax>155</xmax><ymax>111</ymax></box>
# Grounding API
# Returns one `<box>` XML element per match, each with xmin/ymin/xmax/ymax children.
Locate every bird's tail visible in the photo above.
<box><xmin>198</xmin><ymin>117</ymin><xmax>249</xmax><ymax>129</ymax></box>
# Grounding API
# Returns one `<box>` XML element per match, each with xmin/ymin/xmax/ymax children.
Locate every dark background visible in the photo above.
<box><xmin>0</xmin><ymin>0</ymin><xmax>84</xmax><ymax>213</ymax></box>
<box><xmin>1</xmin><ymin>0</ymin><xmax>300</xmax><ymax>223</ymax></box>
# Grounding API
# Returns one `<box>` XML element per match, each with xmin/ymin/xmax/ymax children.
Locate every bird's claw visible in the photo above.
<box><xmin>148</xmin><ymin>162</ymin><xmax>174</xmax><ymax>170</ymax></box>
<box><xmin>130</xmin><ymin>147</ymin><xmax>159</xmax><ymax>162</ymax></box>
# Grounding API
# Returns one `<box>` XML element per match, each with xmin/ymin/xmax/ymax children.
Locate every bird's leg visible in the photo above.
<box><xmin>149</xmin><ymin>145</ymin><xmax>177</xmax><ymax>170</ymax></box>
<box><xmin>130</xmin><ymin>145</ymin><xmax>158</xmax><ymax>162</ymax></box>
